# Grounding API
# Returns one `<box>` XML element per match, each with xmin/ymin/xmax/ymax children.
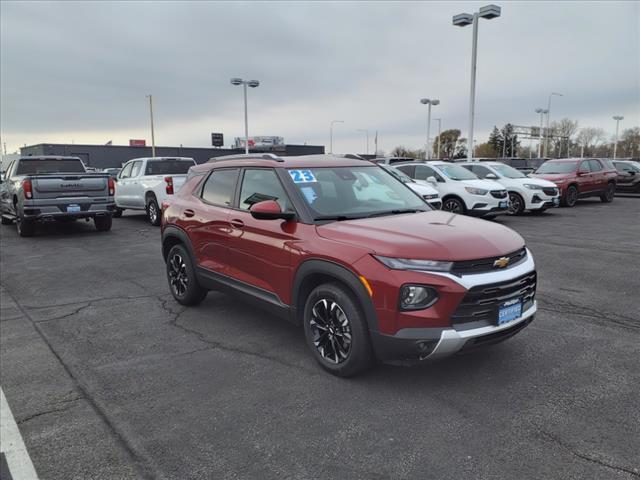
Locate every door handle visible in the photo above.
<box><xmin>183</xmin><ymin>209</ymin><xmax>195</xmax><ymax>218</ymax></box>
<box><xmin>230</xmin><ymin>219</ymin><xmax>245</xmax><ymax>228</ymax></box>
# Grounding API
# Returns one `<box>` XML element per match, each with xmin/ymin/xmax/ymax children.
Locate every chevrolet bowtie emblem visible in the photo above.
<box><xmin>493</xmin><ymin>257</ymin><xmax>510</xmax><ymax>268</ymax></box>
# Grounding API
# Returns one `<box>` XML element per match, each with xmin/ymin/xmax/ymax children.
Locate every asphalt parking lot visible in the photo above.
<box><xmin>1</xmin><ymin>197</ymin><xmax>639</xmax><ymax>480</ymax></box>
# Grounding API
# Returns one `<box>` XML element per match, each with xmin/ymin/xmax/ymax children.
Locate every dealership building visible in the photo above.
<box><xmin>19</xmin><ymin>138</ymin><xmax>325</xmax><ymax>170</ymax></box>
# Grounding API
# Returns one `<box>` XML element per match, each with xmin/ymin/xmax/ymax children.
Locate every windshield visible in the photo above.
<box><xmin>145</xmin><ymin>159</ymin><xmax>194</xmax><ymax>175</ymax></box>
<box><xmin>16</xmin><ymin>158</ymin><xmax>85</xmax><ymax>174</ymax></box>
<box><xmin>435</xmin><ymin>164</ymin><xmax>478</xmax><ymax>181</ymax></box>
<box><xmin>535</xmin><ymin>161</ymin><xmax>577</xmax><ymax>174</ymax></box>
<box><xmin>492</xmin><ymin>163</ymin><xmax>527</xmax><ymax>179</ymax></box>
<box><xmin>287</xmin><ymin>166</ymin><xmax>429</xmax><ymax>220</ymax></box>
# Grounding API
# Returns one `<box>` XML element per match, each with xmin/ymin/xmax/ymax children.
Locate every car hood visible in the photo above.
<box><xmin>529</xmin><ymin>173</ymin><xmax>573</xmax><ymax>182</ymax></box>
<box><xmin>458</xmin><ymin>178</ymin><xmax>505</xmax><ymax>190</ymax></box>
<box><xmin>509</xmin><ymin>177</ymin><xmax>559</xmax><ymax>188</ymax></box>
<box><xmin>316</xmin><ymin>210</ymin><xmax>525</xmax><ymax>261</ymax></box>
<box><xmin>407</xmin><ymin>182</ymin><xmax>439</xmax><ymax>196</ymax></box>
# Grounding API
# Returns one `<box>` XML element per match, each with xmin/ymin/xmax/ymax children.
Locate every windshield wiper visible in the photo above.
<box><xmin>366</xmin><ymin>209</ymin><xmax>424</xmax><ymax>218</ymax></box>
<box><xmin>313</xmin><ymin>215</ymin><xmax>357</xmax><ymax>222</ymax></box>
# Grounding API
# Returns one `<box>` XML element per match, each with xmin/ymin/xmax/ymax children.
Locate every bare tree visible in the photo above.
<box><xmin>576</xmin><ymin>127</ymin><xmax>606</xmax><ymax>157</ymax></box>
<box><xmin>550</xmin><ymin>118</ymin><xmax>579</xmax><ymax>157</ymax></box>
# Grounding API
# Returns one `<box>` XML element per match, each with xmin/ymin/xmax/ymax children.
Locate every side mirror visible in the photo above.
<box><xmin>250</xmin><ymin>200</ymin><xmax>295</xmax><ymax>221</ymax></box>
<box><xmin>485</xmin><ymin>173</ymin><xmax>498</xmax><ymax>179</ymax></box>
<box><xmin>426</xmin><ymin>176</ymin><xmax>438</xmax><ymax>185</ymax></box>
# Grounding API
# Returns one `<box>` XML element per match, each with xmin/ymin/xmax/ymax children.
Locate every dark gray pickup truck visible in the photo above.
<box><xmin>0</xmin><ymin>156</ymin><xmax>116</xmax><ymax>237</ymax></box>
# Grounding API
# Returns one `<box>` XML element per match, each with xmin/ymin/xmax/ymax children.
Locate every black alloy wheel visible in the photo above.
<box><xmin>508</xmin><ymin>192</ymin><xmax>525</xmax><ymax>215</ymax></box>
<box><xmin>166</xmin><ymin>244</ymin><xmax>207</xmax><ymax>305</ymax></box>
<box><xmin>309</xmin><ymin>299</ymin><xmax>353</xmax><ymax>364</ymax></box>
<box><xmin>442</xmin><ymin>198</ymin><xmax>465</xmax><ymax>214</ymax></box>
<box><xmin>564</xmin><ymin>185</ymin><xmax>578</xmax><ymax>207</ymax></box>
<box><xmin>600</xmin><ymin>183</ymin><xmax>615</xmax><ymax>203</ymax></box>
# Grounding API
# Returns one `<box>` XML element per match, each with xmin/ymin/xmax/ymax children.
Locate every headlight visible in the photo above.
<box><xmin>464</xmin><ymin>187</ymin><xmax>488</xmax><ymax>195</ymax></box>
<box><xmin>524</xmin><ymin>184</ymin><xmax>543</xmax><ymax>190</ymax></box>
<box><xmin>399</xmin><ymin>285</ymin><xmax>439</xmax><ymax>310</ymax></box>
<box><xmin>373</xmin><ymin>255</ymin><xmax>453</xmax><ymax>272</ymax></box>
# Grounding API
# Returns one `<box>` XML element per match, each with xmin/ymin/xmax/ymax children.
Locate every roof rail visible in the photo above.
<box><xmin>208</xmin><ymin>153</ymin><xmax>284</xmax><ymax>163</ymax></box>
<box><xmin>342</xmin><ymin>154</ymin><xmax>366</xmax><ymax>160</ymax></box>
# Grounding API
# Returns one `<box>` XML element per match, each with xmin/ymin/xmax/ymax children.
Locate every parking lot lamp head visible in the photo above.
<box><xmin>230</xmin><ymin>78</ymin><xmax>243</xmax><ymax>86</ymax></box>
<box><xmin>247</xmin><ymin>80</ymin><xmax>260</xmax><ymax>88</ymax></box>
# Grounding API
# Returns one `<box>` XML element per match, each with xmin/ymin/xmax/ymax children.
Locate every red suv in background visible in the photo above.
<box><xmin>530</xmin><ymin>158</ymin><xmax>617</xmax><ymax>207</ymax></box>
<box><xmin>161</xmin><ymin>154</ymin><xmax>537</xmax><ymax>376</ymax></box>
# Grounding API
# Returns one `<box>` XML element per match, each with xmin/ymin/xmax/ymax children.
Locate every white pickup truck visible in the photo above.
<box><xmin>114</xmin><ymin>157</ymin><xmax>196</xmax><ymax>225</ymax></box>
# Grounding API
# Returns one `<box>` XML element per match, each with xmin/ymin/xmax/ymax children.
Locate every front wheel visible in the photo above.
<box><xmin>442</xmin><ymin>197</ymin><xmax>466</xmax><ymax>214</ymax></box>
<box><xmin>508</xmin><ymin>192</ymin><xmax>525</xmax><ymax>215</ymax></box>
<box><xmin>562</xmin><ymin>185</ymin><xmax>578</xmax><ymax>207</ymax></box>
<box><xmin>600</xmin><ymin>183</ymin><xmax>615</xmax><ymax>203</ymax></box>
<box><xmin>94</xmin><ymin>215</ymin><xmax>112</xmax><ymax>231</ymax></box>
<box><xmin>147</xmin><ymin>197</ymin><xmax>161</xmax><ymax>226</ymax></box>
<box><xmin>303</xmin><ymin>283</ymin><xmax>374</xmax><ymax>377</ymax></box>
<box><xmin>166</xmin><ymin>244</ymin><xmax>207</xmax><ymax>305</ymax></box>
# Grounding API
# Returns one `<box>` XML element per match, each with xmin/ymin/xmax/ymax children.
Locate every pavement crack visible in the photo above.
<box><xmin>17</xmin><ymin>397</ymin><xmax>82</xmax><ymax>425</ymax></box>
<box><xmin>30</xmin><ymin>295</ymin><xmax>160</xmax><ymax>323</ymax></box>
<box><xmin>539</xmin><ymin>430</ymin><xmax>640</xmax><ymax>477</ymax></box>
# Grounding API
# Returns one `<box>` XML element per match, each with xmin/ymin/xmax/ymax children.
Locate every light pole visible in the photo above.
<box><xmin>357</xmin><ymin>129</ymin><xmax>370</xmax><ymax>155</ymax></box>
<box><xmin>544</xmin><ymin>92</ymin><xmax>563</xmax><ymax>157</ymax></box>
<box><xmin>453</xmin><ymin>4</ymin><xmax>501</xmax><ymax>162</ymax></box>
<box><xmin>146</xmin><ymin>94</ymin><xmax>156</xmax><ymax>157</ymax></box>
<box><xmin>420</xmin><ymin>98</ymin><xmax>439</xmax><ymax>159</ymax></box>
<box><xmin>613</xmin><ymin>115</ymin><xmax>624</xmax><ymax>159</ymax></box>
<box><xmin>230</xmin><ymin>77</ymin><xmax>260</xmax><ymax>154</ymax></box>
<box><xmin>535</xmin><ymin>108</ymin><xmax>548</xmax><ymax>158</ymax></box>
<box><xmin>434</xmin><ymin>118</ymin><xmax>442</xmax><ymax>159</ymax></box>
<box><xmin>330</xmin><ymin>120</ymin><xmax>344</xmax><ymax>154</ymax></box>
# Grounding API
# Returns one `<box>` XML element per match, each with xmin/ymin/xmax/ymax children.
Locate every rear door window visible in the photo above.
<box><xmin>201</xmin><ymin>168</ymin><xmax>239</xmax><ymax>207</ymax></box>
<box><xmin>145</xmin><ymin>159</ymin><xmax>194</xmax><ymax>175</ymax></box>
<box><xmin>16</xmin><ymin>158</ymin><xmax>86</xmax><ymax>174</ymax></box>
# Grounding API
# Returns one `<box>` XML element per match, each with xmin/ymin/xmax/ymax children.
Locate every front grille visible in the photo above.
<box><xmin>451</xmin><ymin>271</ymin><xmax>537</xmax><ymax>331</ymax></box>
<box><xmin>542</xmin><ymin>187</ymin><xmax>558</xmax><ymax>196</ymax></box>
<box><xmin>450</xmin><ymin>248</ymin><xmax>527</xmax><ymax>275</ymax></box>
<box><xmin>490</xmin><ymin>190</ymin><xmax>507</xmax><ymax>199</ymax></box>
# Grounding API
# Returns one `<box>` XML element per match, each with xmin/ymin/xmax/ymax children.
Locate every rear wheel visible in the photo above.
<box><xmin>507</xmin><ymin>192</ymin><xmax>525</xmax><ymax>215</ymax></box>
<box><xmin>146</xmin><ymin>197</ymin><xmax>161</xmax><ymax>226</ymax></box>
<box><xmin>16</xmin><ymin>214</ymin><xmax>35</xmax><ymax>237</ymax></box>
<box><xmin>600</xmin><ymin>183</ymin><xmax>615</xmax><ymax>203</ymax></box>
<box><xmin>562</xmin><ymin>185</ymin><xmax>578</xmax><ymax>207</ymax></box>
<box><xmin>442</xmin><ymin>197</ymin><xmax>466</xmax><ymax>214</ymax></box>
<box><xmin>303</xmin><ymin>283</ymin><xmax>374</xmax><ymax>377</ymax></box>
<box><xmin>166</xmin><ymin>244</ymin><xmax>207</xmax><ymax>305</ymax></box>
<box><xmin>94</xmin><ymin>215</ymin><xmax>112</xmax><ymax>231</ymax></box>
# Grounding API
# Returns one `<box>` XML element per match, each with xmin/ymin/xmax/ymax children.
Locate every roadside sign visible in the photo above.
<box><xmin>211</xmin><ymin>133</ymin><xmax>224</xmax><ymax>147</ymax></box>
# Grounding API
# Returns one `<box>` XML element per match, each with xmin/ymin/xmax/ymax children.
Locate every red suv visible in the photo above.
<box><xmin>530</xmin><ymin>158</ymin><xmax>617</xmax><ymax>207</ymax></box>
<box><xmin>161</xmin><ymin>154</ymin><xmax>537</xmax><ymax>376</ymax></box>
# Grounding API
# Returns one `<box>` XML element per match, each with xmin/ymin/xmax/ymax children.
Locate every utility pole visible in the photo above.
<box><xmin>146</xmin><ymin>94</ymin><xmax>156</xmax><ymax>157</ymax></box>
<box><xmin>613</xmin><ymin>115</ymin><xmax>624</xmax><ymax>159</ymax></box>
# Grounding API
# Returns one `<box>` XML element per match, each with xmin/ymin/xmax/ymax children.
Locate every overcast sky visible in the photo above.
<box><xmin>1</xmin><ymin>1</ymin><xmax>638</xmax><ymax>154</ymax></box>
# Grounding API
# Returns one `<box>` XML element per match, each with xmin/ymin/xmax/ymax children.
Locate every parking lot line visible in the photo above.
<box><xmin>0</xmin><ymin>388</ymin><xmax>39</xmax><ymax>480</ymax></box>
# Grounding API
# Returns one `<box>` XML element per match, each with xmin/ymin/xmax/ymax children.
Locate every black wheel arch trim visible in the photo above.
<box><xmin>291</xmin><ymin>258</ymin><xmax>379</xmax><ymax>332</ymax></box>
<box><xmin>161</xmin><ymin>225</ymin><xmax>196</xmax><ymax>261</ymax></box>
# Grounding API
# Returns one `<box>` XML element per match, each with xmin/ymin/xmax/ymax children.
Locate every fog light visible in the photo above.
<box><xmin>399</xmin><ymin>285</ymin><xmax>438</xmax><ymax>311</ymax></box>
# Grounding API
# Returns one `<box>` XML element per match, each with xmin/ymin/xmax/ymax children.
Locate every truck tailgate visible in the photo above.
<box><xmin>32</xmin><ymin>175</ymin><xmax>109</xmax><ymax>199</ymax></box>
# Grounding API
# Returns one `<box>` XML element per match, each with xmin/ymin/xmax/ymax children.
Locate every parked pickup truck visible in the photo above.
<box><xmin>0</xmin><ymin>156</ymin><xmax>115</xmax><ymax>237</ymax></box>
<box><xmin>114</xmin><ymin>157</ymin><xmax>197</xmax><ymax>225</ymax></box>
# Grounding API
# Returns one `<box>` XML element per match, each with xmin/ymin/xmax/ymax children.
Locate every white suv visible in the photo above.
<box><xmin>460</xmin><ymin>162</ymin><xmax>560</xmax><ymax>215</ymax></box>
<box><xmin>382</xmin><ymin>165</ymin><xmax>441</xmax><ymax>209</ymax></box>
<box><xmin>395</xmin><ymin>161</ymin><xmax>508</xmax><ymax>217</ymax></box>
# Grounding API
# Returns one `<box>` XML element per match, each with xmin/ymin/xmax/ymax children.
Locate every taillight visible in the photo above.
<box><xmin>165</xmin><ymin>176</ymin><xmax>174</xmax><ymax>195</ymax></box>
<box><xmin>23</xmin><ymin>179</ymin><xmax>33</xmax><ymax>199</ymax></box>
<box><xmin>108</xmin><ymin>177</ymin><xmax>115</xmax><ymax>196</ymax></box>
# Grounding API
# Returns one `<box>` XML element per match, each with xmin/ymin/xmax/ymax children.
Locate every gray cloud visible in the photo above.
<box><xmin>1</xmin><ymin>1</ymin><xmax>638</xmax><ymax>153</ymax></box>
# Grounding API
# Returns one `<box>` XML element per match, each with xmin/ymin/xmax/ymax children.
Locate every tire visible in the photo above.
<box><xmin>600</xmin><ymin>183</ymin><xmax>615</xmax><ymax>203</ymax></box>
<box><xmin>112</xmin><ymin>208</ymin><xmax>124</xmax><ymax>218</ymax></box>
<box><xmin>507</xmin><ymin>192</ymin><xmax>525</xmax><ymax>215</ymax></box>
<box><xmin>442</xmin><ymin>197</ymin><xmax>466</xmax><ymax>214</ymax></box>
<box><xmin>146</xmin><ymin>197</ymin><xmax>161</xmax><ymax>226</ymax></box>
<box><xmin>166</xmin><ymin>244</ymin><xmax>207</xmax><ymax>306</ymax></box>
<box><xmin>562</xmin><ymin>185</ymin><xmax>578</xmax><ymax>207</ymax></box>
<box><xmin>16</xmin><ymin>214</ymin><xmax>35</xmax><ymax>237</ymax></box>
<box><xmin>1</xmin><ymin>215</ymin><xmax>12</xmax><ymax>225</ymax></box>
<box><xmin>302</xmin><ymin>283</ymin><xmax>374</xmax><ymax>377</ymax></box>
<box><xmin>94</xmin><ymin>215</ymin><xmax>112</xmax><ymax>231</ymax></box>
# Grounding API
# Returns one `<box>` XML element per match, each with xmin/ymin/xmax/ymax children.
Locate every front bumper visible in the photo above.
<box><xmin>523</xmin><ymin>190</ymin><xmax>560</xmax><ymax>210</ymax></box>
<box><xmin>467</xmin><ymin>205</ymin><xmax>509</xmax><ymax>217</ymax></box>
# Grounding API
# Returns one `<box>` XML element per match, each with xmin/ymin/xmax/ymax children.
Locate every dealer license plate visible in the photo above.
<box><xmin>498</xmin><ymin>301</ymin><xmax>522</xmax><ymax>325</ymax></box>
<box><xmin>553</xmin><ymin>197</ymin><xmax>560</xmax><ymax>207</ymax></box>
<box><xmin>67</xmin><ymin>204</ymin><xmax>81</xmax><ymax>213</ymax></box>
<box><xmin>499</xmin><ymin>201</ymin><xmax>508</xmax><ymax>209</ymax></box>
